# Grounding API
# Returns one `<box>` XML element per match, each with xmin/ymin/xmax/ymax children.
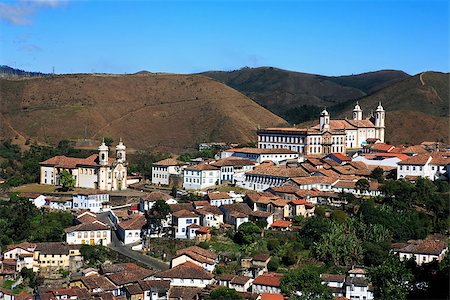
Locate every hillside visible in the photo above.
<box><xmin>336</xmin><ymin>71</ymin><xmax>449</xmax><ymax>144</ymax></box>
<box><xmin>0</xmin><ymin>65</ymin><xmax>49</xmax><ymax>78</ymax></box>
<box><xmin>200</xmin><ymin>67</ymin><xmax>409</xmax><ymax>124</ymax></box>
<box><xmin>0</xmin><ymin>74</ymin><xmax>287</xmax><ymax>151</ymax></box>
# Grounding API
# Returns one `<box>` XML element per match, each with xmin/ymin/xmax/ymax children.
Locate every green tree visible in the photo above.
<box><xmin>268</xmin><ymin>256</ymin><xmax>280</xmax><ymax>271</ymax></box>
<box><xmin>103</xmin><ymin>136</ymin><xmax>114</xmax><ymax>146</ymax></box>
<box><xmin>59</xmin><ymin>170</ymin><xmax>75</xmax><ymax>191</ymax></box>
<box><xmin>330</xmin><ymin>210</ymin><xmax>348</xmax><ymax>223</ymax></box>
<box><xmin>355</xmin><ymin>178</ymin><xmax>370</xmax><ymax>192</ymax></box>
<box><xmin>206</xmin><ymin>287</ymin><xmax>244</xmax><ymax>300</ymax></box>
<box><xmin>80</xmin><ymin>245</ymin><xmax>117</xmax><ymax>267</ymax></box>
<box><xmin>234</xmin><ymin>222</ymin><xmax>261</xmax><ymax>245</ymax></box>
<box><xmin>370</xmin><ymin>167</ymin><xmax>385</xmax><ymax>183</ymax></box>
<box><xmin>369</xmin><ymin>255</ymin><xmax>413</xmax><ymax>300</ymax></box>
<box><xmin>146</xmin><ymin>200</ymin><xmax>171</xmax><ymax>236</ymax></box>
<box><xmin>299</xmin><ymin>216</ymin><xmax>330</xmax><ymax>248</ymax></box>
<box><xmin>281</xmin><ymin>266</ymin><xmax>333</xmax><ymax>300</ymax></box>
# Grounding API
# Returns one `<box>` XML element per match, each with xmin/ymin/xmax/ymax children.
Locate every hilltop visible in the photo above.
<box><xmin>336</xmin><ymin>71</ymin><xmax>449</xmax><ymax>144</ymax></box>
<box><xmin>200</xmin><ymin>67</ymin><xmax>409</xmax><ymax>124</ymax></box>
<box><xmin>0</xmin><ymin>73</ymin><xmax>287</xmax><ymax>151</ymax></box>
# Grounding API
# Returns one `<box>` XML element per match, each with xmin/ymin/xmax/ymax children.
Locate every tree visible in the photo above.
<box><xmin>369</xmin><ymin>255</ymin><xmax>413</xmax><ymax>300</ymax></box>
<box><xmin>370</xmin><ymin>167</ymin><xmax>385</xmax><ymax>183</ymax></box>
<box><xmin>281</xmin><ymin>266</ymin><xmax>333</xmax><ymax>300</ymax></box>
<box><xmin>356</xmin><ymin>178</ymin><xmax>370</xmax><ymax>192</ymax></box>
<box><xmin>268</xmin><ymin>256</ymin><xmax>280</xmax><ymax>271</ymax></box>
<box><xmin>206</xmin><ymin>287</ymin><xmax>244</xmax><ymax>300</ymax></box>
<box><xmin>146</xmin><ymin>200</ymin><xmax>171</xmax><ymax>236</ymax></box>
<box><xmin>234</xmin><ymin>222</ymin><xmax>261</xmax><ymax>245</ymax></box>
<box><xmin>170</xmin><ymin>186</ymin><xmax>177</xmax><ymax>197</ymax></box>
<box><xmin>299</xmin><ymin>216</ymin><xmax>330</xmax><ymax>247</ymax></box>
<box><xmin>59</xmin><ymin>170</ymin><xmax>75</xmax><ymax>191</ymax></box>
<box><xmin>80</xmin><ymin>245</ymin><xmax>117</xmax><ymax>267</ymax></box>
<box><xmin>103</xmin><ymin>136</ymin><xmax>114</xmax><ymax>146</ymax></box>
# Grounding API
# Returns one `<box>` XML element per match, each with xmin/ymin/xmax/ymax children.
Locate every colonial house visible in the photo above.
<box><xmin>207</xmin><ymin>192</ymin><xmax>234</xmax><ymax>207</ymax></box>
<box><xmin>257</xmin><ymin>103</ymin><xmax>386</xmax><ymax>154</ymax></box>
<box><xmin>216</xmin><ymin>274</ymin><xmax>253</xmax><ymax>292</ymax></box>
<box><xmin>320</xmin><ymin>274</ymin><xmax>346</xmax><ymax>297</ymax></box>
<box><xmin>65</xmin><ymin>220</ymin><xmax>111</xmax><ymax>246</ymax></box>
<box><xmin>397</xmin><ymin>152</ymin><xmax>450</xmax><ymax>181</ymax></box>
<box><xmin>287</xmin><ymin>176</ymin><xmax>337</xmax><ymax>191</ymax></box>
<box><xmin>211</xmin><ymin>157</ymin><xmax>258</xmax><ymax>184</ymax></box>
<box><xmin>151</xmin><ymin>158</ymin><xmax>187</xmax><ymax>186</ymax></box>
<box><xmin>288</xmin><ymin>199</ymin><xmax>315</xmax><ymax>218</ymax></box>
<box><xmin>345</xmin><ymin>267</ymin><xmax>374</xmax><ymax>300</ymax></box>
<box><xmin>32</xmin><ymin>242</ymin><xmax>83</xmax><ymax>273</ymax></box>
<box><xmin>40</xmin><ymin>140</ymin><xmax>128</xmax><ymax>191</ymax></box>
<box><xmin>117</xmin><ymin>214</ymin><xmax>147</xmax><ymax>244</ymax></box>
<box><xmin>331</xmin><ymin>180</ymin><xmax>382</xmax><ymax>197</ymax></box>
<box><xmin>231</xmin><ymin>148</ymin><xmax>299</xmax><ymax>164</ymax></box>
<box><xmin>195</xmin><ymin>205</ymin><xmax>224</xmax><ymax>228</ymax></box>
<box><xmin>391</xmin><ymin>239</ymin><xmax>448</xmax><ymax>266</ymax></box>
<box><xmin>172</xmin><ymin>210</ymin><xmax>200</xmax><ymax>239</ymax></box>
<box><xmin>2</xmin><ymin>242</ymin><xmax>36</xmax><ymax>272</ymax></box>
<box><xmin>70</xmin><ymin>275</ymin><xmax>118</xmax><ymax>295</ymax></box>
<box><xmin>139</xmin><ymin>191</ymin><xmax>176</xmax><ymax>212</ymax></box>
<box><xmin>353</xmin><ymin>152</ymin><xmax>409</xmax><ymax>169</ymax></box>
<box><xmin>240</xmin><ymin>165</ymin><xmax>308</xmax><ymax>192</ymax></box>
<box><xmin>183</xmin><ymin>164</ymin><xmax>220</xmax><ymax>190</ymax></box>
<box><xmin>251</xmin><ymin>273</ymin><xmax>283</xmax><ymax>294</ymax></box>
<box><xmin>124</xmin><ymin>280</ymin><xmax>170</xmax><ymax>300</ymax></box>
<box><xmin>151</xmin><ymin>262</ymin><xmax>214</xmax><ymax>288</ymax></box>
<box><xmin>105</xmin><ymin>265</ymin><xmax>156</xmax><ymax>296</ymax></box>
<box><xmin>220</xmin><ymin>203</ymin><xmax>250</xmax><ymax>229</ymax></box>
<box><xmin>171</xmin><ymin>246</ymin><xmax>218</xmax><ymax>272</ymax></box>
<box><xmin>245</xmin><ymin>192</ymin><xmax>290</xmax><ymax>221</ymax></box>
<box><xmin>72</xmin><ymin>192</ymin><xmax>110</xmax><ymax>213</ymax></box>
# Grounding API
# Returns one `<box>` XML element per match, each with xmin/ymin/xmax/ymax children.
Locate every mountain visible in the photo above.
<box><xmin>200</xmin><ymin>67</ymin><xmax>410</xmax><ymax>124</ymax></box>
<box><xmin>337</xmin><ymin>71</ymin><xmax>449</xmax><ymax>144</ymax></box>
<box><xmin>0</xmin><ymin>65</ymin><xmax>49</xmax><ymax>78</ymax></box>
<box><xmin>0</xmin><ymin>74</ymin><xmax>287</xmax><ymax>151</ymax></box>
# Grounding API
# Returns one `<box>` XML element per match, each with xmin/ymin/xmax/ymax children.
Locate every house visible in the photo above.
<box><xmin>270</xmin><ymin>220</ymin><xmax>292</xmax><ymax>231</ymax></box>
<box><xmin>117</xmin><ymin>214</ymin><xmax>146</xmax><ymax>244</ymax></box>
<box><xmin>70</xmin><ymin>275</ymin><xmax>118</xmax><ymax>295</ymax></box>
<box><xmin>211</xmin><ymin>157</ymin><xmax>257</xmax><ymax>184</ymax></box>
<box><xmin>391</xmin><ymin>239</ymin><xmax>448</xmax><ymax>265</ymax></box>
<box><xmin>345</xmin><ymin>267</ymin><xmax>374</xmax><ymax>300</ymax></box>
<box><xmin>216</xmin><ymin>274</ymin><xmax>254</xmax><ymax>292</ymax></box>
<box><xmin>251</xmin><ymin>273</ymin><xmax>283</xmax><ymax>294</ymax></box>
<box><xmin>195</xmin><ymin>205</ymin><xmax>224</xmax><ymax>228</ymax></box>
<box><xmin>252</xmin><ymin>254</ymin><xmax>271</xmax><ymax>275</ymax></box>
<box><xmin>136</xmin><ymin>280</ymin><xmax>170</xmax><ymax>300</ymax></box>
<box><xmin>183</xmin><ymin>163</ymin><xmax>220</xmax><ymax>190</ymax></box>
<box><xmin>353</xmin><ymin>152</ymin><xmax>409</xmax><ymax>169</ymax></box>
<box><xmin>72</xmin><ymin>192</ymin><xmax>110</xmax><ymax>213</ymax></box>
<box><xmin>106</xmin><ymin>266</ymin><xmax>155</xmax><ymax>296</ymax></box>
<box><xmin>241</xmin><ymin>165</ymin><xmax>309</xmax><ymax>191</ymax></box>
<box><xmin>140</xmin><ymin>191</ymin><xmax>176</xmax><ymax>212</ymax></box>
<box><xmin>320</xmin><ymin>274</ymin><xmax>346</xmax><ymax>297</ymax></box>
<box><xmin>288</xmin><ymin>199</ymin><xmax>315</xmax><ymax>218</ymax></box>
<box><xmin>260</xmin><ymin>294</ymin><xmax>284</xmax><ymax>300</ymax></box>
<box><xmin>151</xmin><ymin>158</ymin><xmax>187</xmax><ymax>186</ymax></box>
<box><xmin>207</xmin><ymin>192</ymin><xmax>234</xmax><ymax>207</ymax></box>
<box><xmin>331</xmin><ymin>180</ymin><xmax>382</xmax><ymax>197</ymax></box>
<box><xmin>245</xmin><ymin>192</ymin><xmax>289</xmax><ymax>221</ymax></box>
<box><xmin>288</xmin><ymin>176</ymin><xmax>337</xmax><ymax>191</ymax></box>
<box><xmin>2</xmin><ymin>242</ymin><xmax>36</xmax><ymax>272</ymax></box>
<box><xmin>195</xmin><ymin>227</ymin><xmax>212</xmax><ymax>243</ymax></box>
<box><xmin>324</xmin><ymin>153</ymin><xmax>351</xmax><ymax>165</ymax></box>
<box><xmin>397</xmin><ymin>152</ymin><xmax>450</xmax><ymax>181</ymax></box>
<box><xmin>65</xmin><ymin>219</ymin><xmax>111</xmax><ymax>246</ymax></box>
<box><xmin>151</xmin><ymin>261</ymin><xmax>214</xmax><ymax>288</ymax></box>
<box><xmin>231</xmin><ymin>148</ymin><xmax>299</xmax><ymax>164</ymax></box>
<box><xmin>32</xmin><ymin>242</ymin><xmax>83</xmax><ymax>273</ymax></box>
<box><xmin>171</xmin><ymin>246</ymin><xmax>218</xmax><ymax>272</ymax></box>
<box><xmin>172</xmin><ymin>210</ymin><xmax>200</xmax><ymax>239</ymax></box>
<box><xmin>40</xmin><ymin>140</ymin><xmax>128</xmax><ymax>191</ymax></box>
<box><xmin>0</xmin><ymin>289</ymin><xmax>33</xmax><ymax>300</ymax></box>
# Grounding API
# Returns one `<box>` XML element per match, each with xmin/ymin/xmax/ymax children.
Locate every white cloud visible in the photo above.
<box><xmin>0</xmin><ymin>0</ymin><xmax>66</xmax><ymax>25</ymax></box>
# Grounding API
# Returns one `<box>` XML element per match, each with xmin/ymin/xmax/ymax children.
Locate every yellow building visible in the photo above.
<box><xmin>33</xmin><ymin>242</ymin><xmax>83</xmax><ymax>273</ymax></box>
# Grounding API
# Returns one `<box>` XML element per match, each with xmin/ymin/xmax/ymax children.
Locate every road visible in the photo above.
<box><xmin>98</xmin><ymin>212</ymin><xmax>169</xmax><ymax>271</ymax></box>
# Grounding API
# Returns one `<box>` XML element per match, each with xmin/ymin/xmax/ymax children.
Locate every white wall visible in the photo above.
<box><xmin>66</xmin><ymin>230</ymin><xmax>111</xmax><ymax>246</ymax></box>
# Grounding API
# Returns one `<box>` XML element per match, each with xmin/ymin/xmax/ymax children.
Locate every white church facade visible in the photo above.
<box><xmin>257</xmin><ymin>102</ymin><xmax>385</xmax><ymax>155</ymax></box>
<box><xmin>40</xmin><ymin>140</ymin><xmax>128</xmax><ymax>191</ymax></box>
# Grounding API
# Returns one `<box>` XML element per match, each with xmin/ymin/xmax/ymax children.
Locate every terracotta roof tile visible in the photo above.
<box><xmin>154</xmin><ymin>261</ymin><xmax>214</xmax><ymax>280</ymax></box>
<box><xmin>118</xmin><ymin>214</ymin><xmax>146</xmax><ymax>230</ymax></box>
<box><xmin>207</xmin><ymin>192</ymin><xmax>231</xmax><ymax>200</ymax></box>
<box><xmin>253</xmin><ymin>274</ymin><xmax>282</xmax><ymax>287</ymax></box>
<box><xmin>247</xmin><ymin>166</ymin><xmax>308</xmax><ymax>178</ymax></box>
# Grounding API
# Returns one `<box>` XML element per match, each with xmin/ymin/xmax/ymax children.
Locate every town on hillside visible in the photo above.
<box><xmin>0</xmin><ymin>102</ymin><xmax>448</xmax><ymax>300</ymax></box>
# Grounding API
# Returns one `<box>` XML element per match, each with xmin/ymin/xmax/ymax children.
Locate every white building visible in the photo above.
<box><xmin>152</xmin><ymin>262</ymin><xmax>214</xmax><ymax>288</ymax></box>
<box><xmin>345</xmin><ymin>267</ymin><xmax>374</xmax><ymax>300</ymax></box>
<box><xmin>151</xmin><ymin>158</ymin><xmax>186</xmax><ymax>186</ymax></box>
<box><xmin>2</xmin><ymin>242</ymin><xmax>36</xmax><ymax>272</ymax></box>
<box><xmin>207</xmin><ymin>192</ymin><xmax>234</xmax><ymax>207</ymax></box>
<box><xmin>183</xmin><ymin>163</ymin><xmax>220</xmax><ymax>190</ymax></box>
<box><xmin>72</xmin><ymin>192</ymin><xmax>110</xmax><ymax>213</ymax></box>
<box><xmin>40</xmin><ymin>140</ymin><xmax>128</xmax><ymax>191</ymax></box>
<box><xmin>397</xmin><ymin>152</ymin><xmax>450</xmax><ymax>181</ymax></box>
<box><xmin>331</xmin><ymin>180</ymin><xmax>382</xmax><ymax>197</ymax></box>
<box><xmin>117</xmin><ymin>214</ymin><xmax>146</xmax><ymax>244</ymax></box>
<box><xmin>353</xmin><ymin>152</ymin><xmax>409</xmax><ymax>168</ymax></box>
<box><xmin>65</xmin><ymin>220</ymin><xmax>111</xmax><ymax>246</ymax></box>
<box><xmin>257</xmin><ymin>102</ymin><xmax>386</xmax><ymax>155</ymax></box>
<box><xmin>172</xmin><ymin>210</ymin><xmax>200</xmax><ymax>239</ymax></box>
<box><xmin>139</xmin><ymin>191</ymin><xmax>176</xmax><ymax>212</ymax></box>
<box><xmin>320</xmin><ymin>274</ymin><xmax>345</xmax><ymax>297</ymax></box>
<box><xmin>171</xmin><ymin>246</ymin><xmax>218</xmax><ymax>272</ymax></box>
<box><xmin>195</xmin><ymin>205</ymin><xmax>224</xmax><ymax>228</ymax></box>
<box><xmin>240</xmin><ymin>165</ymin><xmax>308</xmax><ymax>192</ymax></box>
<box><xmin>251</xmin><ymin>274</ymin><xmax>282</xmax><ymax>294</ymax></box>
<box><xmin>392</xmin><ymin>239</ymin><xmax>448</xmax><ymax>266</ymax></box>
<box><xmin>232</xmin><ymin>148</ymin><xmax>299</xmax><ymax>164</ymax></box>
<box><xmin>211</xmin><ymin>157</ymin><xmax>257</xmax><ymax>184</ymax></box>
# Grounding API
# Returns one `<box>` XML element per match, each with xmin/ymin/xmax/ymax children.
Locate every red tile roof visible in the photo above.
<box><xmin>270</xmin><ymin>220</ymin><xmax>292</xmax><ymax>228</ymax></box>
<box><xmin>370</xmin><ymin>143</ymin><xmax>395</xmax><ymax>152</ymax></box>
<box><xmin>154</xmin><ymin>261</ymin><xmax>214</xmax><ymax>280</ymax></box>
<box><xmin>329</xmin><ymin>153</ymin><xmax>351</xmax><ymax>161</ymax></box>
<box><xmin>40</xmin><ymin>154</ymin><xmax>99</xmax><ymax>168</ymax></box>
<box><xmin>261</xmin><ymin>294</ymin><xmax>284</xmax><ymax>300</ymax></box>
<box><xmin>207</xmin><ymin>192</ymin><xmax>231</xmax><ymax>200</ymax></box>
<box><xmin>253</xmin><ymin>274</ymin><xmax>282</xmax><ymax>287</ymax></box>
<box><xmin>118</xmin><ymin>214</ymin><xmax>146</xmax><ymax>230</ymax></box>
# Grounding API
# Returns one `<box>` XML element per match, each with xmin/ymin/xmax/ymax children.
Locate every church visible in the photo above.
<box><xmin>40</xmin><ymin>140</ymin><xmax>128</xmax><ymax>191</ymax></box>
<box><xmin>257</xmin><ymin>102</ymin><xmax>386</xmax><ymax>155</ymax></box>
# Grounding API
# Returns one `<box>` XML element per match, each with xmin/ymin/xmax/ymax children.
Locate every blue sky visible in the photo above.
<box><xmin>0</xmin><ymin>0</ymin><xmax>448</xmax><ymax>75</ymax></box>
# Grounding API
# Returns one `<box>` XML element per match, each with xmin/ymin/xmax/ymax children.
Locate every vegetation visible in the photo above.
<box><xmin>281</xmin><ymin>266</ymin><xmax>333</xmax><ymax>300</ymax></box>
<box><xmin>59</xmin><ymin>170</ymin><xmax>75</xmax><ymax>191</ymax></box>
<box><xmin>206</xmin><ymin>287</ymin><xmax>244</xmax><ymax>300</ymax></box>
<box><xmin>233</xmin><ymin>222</ymin><xmax>261</xmax><ymax>245</ymax></box>
<box><xmin>80</xmin><ymin>244</ymin><xmax>118</xmax><ymax>267</ymax></box>
<box><xmin>0</xmin><ymin>194</ymin><xmax>74</xmax><ymax>247</ymax></box>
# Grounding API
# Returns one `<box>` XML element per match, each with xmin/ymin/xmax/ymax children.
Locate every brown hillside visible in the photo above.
<box><xmin>0</xmin><ymin>74</ymin><xmax>287</xmax><ymax>151</ymax></box>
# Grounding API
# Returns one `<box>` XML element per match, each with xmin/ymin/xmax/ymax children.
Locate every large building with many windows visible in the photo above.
<box><xmin>257</xmin><ymin>102</ymin><xmax>386</xmax><ymax>155</ymax></box>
